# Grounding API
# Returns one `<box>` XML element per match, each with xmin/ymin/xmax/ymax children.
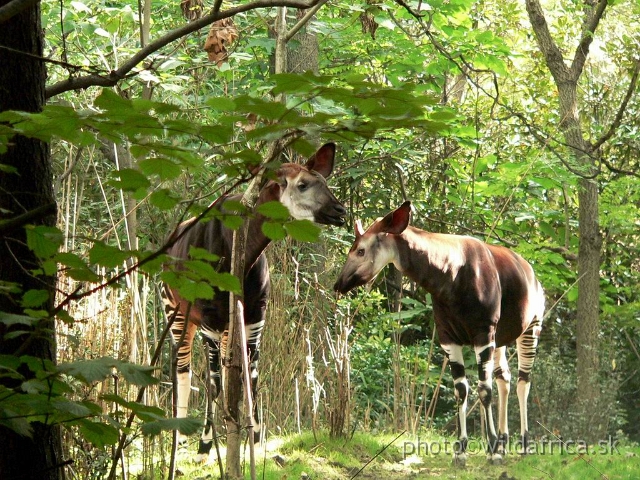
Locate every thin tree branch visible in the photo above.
<box><xmin>571</xmin><ymin>0</ymin><xmax>608</xmax><ymax>80</ymax></box>
<box><xmin>525</xmin><ymin>0</ymin><xmax>571</xmax><ymax>83</ymax></box>
<box><xmin>51</xmin><ymin>173</ymin><xmax>251</xmax><ymax>316</ymax></box>
<box><xmin>45</xmin><ymin>0</ymin><xmax>323</xmax><ymax>99</ymax></box>
<box><xmin>284</xmin><ymin>0</ymin><xmax>330</xmax><ymax>42</ymax></box>
<box><xmin>592</xmin><ymin>59</ymin><xmax>640</xmax><ymax>153</ymax></box>
<box><xmin>0</xmin><ymin>0</ymin><xmax>38</xmax><ymax>24</ymax></box>
<box><xmin>0</xmin><ymin>203</ymin><xmax>57</xmax><ymax>237</ymax></box>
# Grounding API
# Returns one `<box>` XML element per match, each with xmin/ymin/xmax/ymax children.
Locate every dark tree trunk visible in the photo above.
<box><xmin>0</xmin><ymin>1</ymin><xmax>64</xmax><ymax>478</ymax></box>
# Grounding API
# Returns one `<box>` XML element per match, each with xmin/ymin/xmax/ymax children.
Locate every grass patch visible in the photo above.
<box><xmin>164</xmin><ymin>430</ymin><xmax>640</xmax><ymax>479</ymax></box>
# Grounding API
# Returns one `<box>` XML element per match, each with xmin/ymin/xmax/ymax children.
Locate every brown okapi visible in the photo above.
<box><xmin>333</xmin><ymin>201</ymin><xmax>544</xmax><ymax>466</ymax></box>
<box><xmin>163</xmin><ymin>143</ymin><xmax>346</xmax><ymax>461</ymax></box>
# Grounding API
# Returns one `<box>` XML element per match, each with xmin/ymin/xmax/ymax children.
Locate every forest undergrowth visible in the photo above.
<box><xmin>154</xmin><ymin>430</ymin><xmax>640</xmax><ymax>480</ymax></box>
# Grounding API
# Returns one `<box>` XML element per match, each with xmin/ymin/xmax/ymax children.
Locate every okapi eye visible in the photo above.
<box><xmin>298</xmin><ymin>183</ymin><xmax>307</xmax><ymax>191</ymax></box>
<box><xmin>356</xmin><ymin>248</ymin><xmax>365</xmax><ymax>257</ymax></box>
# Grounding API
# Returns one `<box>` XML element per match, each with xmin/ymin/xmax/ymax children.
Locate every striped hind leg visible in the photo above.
<box><xmin>493</xmin><ymin>346</ymin><xmax>511</xmax><ymax>454</ymax></box>
<box><xmin>474</xmin><ymin>340</ymin><xmax>502</xmax><ymax>464</ymax></box>
<box><xmin>516</xmin><ymin>316</ymin><xmax>542</xmax><ymax>452</ymax></box>
<box><xmin>246</xmin><ymin>320</ymin><xmax>265</xmax><ymax>443</ymax></box>
<box><xmin>169</xmin><ymin>312</ymin><xmax>198</xmax><ymax>445</ymax></box>
<box><xmin>196</xmin><ymin>326</ymin><xmax>226</xmax><ymax>461</ymax></box>
<box><xmin>441</xmin><ymin>344</ymin><xmax>470</xmax><ymax>467</ymax></box>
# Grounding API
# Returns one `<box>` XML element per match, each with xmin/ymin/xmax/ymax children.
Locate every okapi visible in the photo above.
<box><xmin>163</xmin><ymin>143</ymin><xmax>346</xmax><ymax>460</ymax></box>
<box><xmin>333</xmin><ymin>201</ymin><xmax>544</xmax><ymax>465</ymax></box>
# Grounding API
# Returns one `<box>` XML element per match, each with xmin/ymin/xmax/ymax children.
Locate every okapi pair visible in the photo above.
<box><xmin>164</xmin><ymin>143</ymin><xmax>543</xmax><ymax>465</ymax></box>
<box><xmin>334</xmin><ymin>201</ymin><xmax>545</xmax><ymax>465</ymax></box>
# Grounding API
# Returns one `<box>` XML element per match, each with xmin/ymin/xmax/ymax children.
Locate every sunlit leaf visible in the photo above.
<box><xmin>262</xmin><ymin>221</ymin><xmax>286</xmax><ymax>241</ymax></box>
<box><xmin>89</xmin><ymin>241</ymin><xmax>133</xmax><ymax>268</ymax></box>
<box><xmin>256</xmin><ymin>201</ymin><xmax>290</xmax><ymax>220</ymax></box>
<box><xmin>107</xmin><ymin>168</ymin><xmax>151</xmax><ymax>192</ymax></box>
<box><xmin>284</xmin><ymin>220</ymin><xmax>321</xmax><ymax>243</ymax></box>
<box><xmin>25</xmin><ymin>225</ymin><xmax>63</xmax><ymax>259</ymax></box>
<box><xmin>20</xmin><ymin>290</ymin><xmax>49</xmax><ymax>308</ymax></box>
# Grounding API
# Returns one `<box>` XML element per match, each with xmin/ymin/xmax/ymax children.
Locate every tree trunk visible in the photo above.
<box><xmin>525</xmin><ymin>0</ymin><xmax>606</xmax><ymax>441</ymax></box>
<box><xmin>576</xmin><ymin>178</ymin><xmax>604</xmax><ymax>438</ymax></box>
<box><xmin>224</xmin><ymin>228</ymin><xmax>246</xmax><ymax>480</ymax></box>
<box><xmin>286</xmin><ymin>9</ymin><xmax>318</xmax><ymax>74</ymax></box>
<box><xmin>0</xmin><ymin>0</ymin><xmax>64</xmax><ymax>478</ymax></box>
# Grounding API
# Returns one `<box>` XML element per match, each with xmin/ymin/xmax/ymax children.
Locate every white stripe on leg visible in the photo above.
<box><xmin>177</xmin><ymin>370</ymin><xmax>191</xmax><ymax>419</ymax></box>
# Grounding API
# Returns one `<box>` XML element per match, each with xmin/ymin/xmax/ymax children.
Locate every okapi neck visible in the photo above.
<box><xmin>243</xmin><ymin>213</ymin><xmax>272</xmax><ymax>273</ymax></box>
<box><xmin>394</xmin><ymin>228</ymin><xmax>464</xmax><ymax>296</ymax></box>
<box><xmin>242</xmin><ymin>182</ymin><xmax>281</xmax><ymax>273</ymax></box>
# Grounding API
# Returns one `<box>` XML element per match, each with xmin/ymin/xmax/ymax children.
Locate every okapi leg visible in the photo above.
<box><xmin>442</xmin><ymin>344</ymin><xmax>469</xmax><ymax>467</ymax></box>
<box><xmin>245</xmin><ymin>320</ymin><xmax>265</xmax><ymax>444</ymax></box>
<box><xmin>516</xmin><ymin>317</ymin><xmax>542</xmax><ymax>453</ymax></box>
<box><xmin>194</xmin><ymin>332</ymin><xmax>222</xmax><ymax>462</ymax></box>
<box><xmin>493</xmin><ymin>346</ymin><xmax>511</xmax><ymax>454</ymax></box>
<box><xmin>172</xmin><ymin>317</ymin><xmax>198</xmax><ymax>444</ymax></box>
<box><xmin>197</xmin><ymin>326</ymin><xmax>226</xmax><ymax>460</ymax></box>
<box><xmin>474</xmin><ymin>341</ymin><xmax>502</xmax><ymax>464</ymax></box>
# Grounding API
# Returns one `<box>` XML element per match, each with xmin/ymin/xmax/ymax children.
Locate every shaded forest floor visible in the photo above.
<box><xmin>170</xmin><ymin>430</ymin><xmax>640</xmax><ymax>479</ymax></box>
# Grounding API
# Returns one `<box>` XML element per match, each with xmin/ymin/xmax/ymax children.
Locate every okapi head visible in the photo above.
<box><xmin>268</xmin><ymin>143</ymin><xmax>346</xmax><ymax>226</ymax></box>
<box><xmin>333</xmin><ymin>201</ymin><xmax>411</xmax><ymax>293</ymax></box>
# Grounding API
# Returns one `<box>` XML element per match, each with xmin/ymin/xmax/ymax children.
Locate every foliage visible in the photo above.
<box><xmin>1</xmin><ymin>0</ymin><xmax>639</xmax><ymax>476</ymax></box>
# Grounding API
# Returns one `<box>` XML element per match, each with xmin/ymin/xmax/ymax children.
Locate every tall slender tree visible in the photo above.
<box><xmin>0</xmin><ymin>0</ymin><xmax>64</xmax><ymax>477</ymax></box>
<box><xmin>525</xmin><ymin>0</ymin><xmax>638</xmax><ymax>439</ymax></box>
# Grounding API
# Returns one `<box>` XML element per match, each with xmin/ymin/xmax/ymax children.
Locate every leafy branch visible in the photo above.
<box><xmin>45</xmin><ymin>0</ymin><xmax>328</xmax><ymax>99</ymax></box>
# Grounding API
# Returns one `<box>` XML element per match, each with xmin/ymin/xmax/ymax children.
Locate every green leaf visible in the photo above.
<box><xmin>101</xmin><ymin>394</ymin><xmax>165</xmax><ymax>421</ymax></box>
<box><xmin>108</xmin><ymin>168</ymin><xmax>150</xmax><ymax>192</ymax></box>
<box><xmin>59</xmin><ymin>357</ymin><xmax>115</xmax><ymax>384</ymax></box>
<box><xmin>0</xmin><ymin>313</ymin><xmax>39</xmax><ymax>328</ymax></box>
<box><xmin>177</xmin><ymin>280</ymin><xmax>214</xmax><ymax>303</ymax></box>
<box><xmin>20</xmin><ymin>290</ymin><xmax>49</xmax><ymax>308</ymax></box>
<box><xmin>210</xmin><ymin>272</ymin><xmax>241</xmax><ymax>293</ymax></box>
<box><xmin>205</xmin><ymin>96</ymin><xmax>236</xmax><ymax>112</ymax></box>
<box><xmin>50</xmin><ymin>398</ymin><xmax>94</xmax><ymax>417</ymax></box>
<box><xmin>116</xmin><ymin>362</ymin><xmax>158</xmax><ymax>386</ymax></box>
<box><xmin>89</xmin><ymin>241</ymin><xmax>133</xmax><ymax>268</ymax></box>
<box><xmin>284</xmin><ymin>220</ymin><xmax>321</xmax><ymax>243</ymax></box>
<box><xmin>0</xmin><ymin>411</ymin><xmax>32</xmax><ymax>438</ymax></box>
<box><xmin>149</xmin><ymin>189</ymin><xmax>180</xmax><ymax>210</ymax></box>
<box><xmin>221</xmin><ymin>215</ymin><xmax>244</xmax><ymax>230</ymax></box>
<box><xmin>262</xmin><ymin>221</ymin><xmax>286</xmax><ymax>241</ymax></box>
<box><xmin>141</xmin><ymin>417</ymin><xmax>202</xmax><ymax>436</ymax></box>
<box><xmin>256</xmin><ymin>201</ymin><xmax>290</xmax><ymax>220</ymax></box>
<box><xmin>139</xmin><ymin>157</ymin><xmax>182</xmax><ymax>181</ymax></box>
<box><xmin>188</xmin><ymin>246</ymin><xmax>220</xmax><ymax>263</ymax></box>
<box><xmin>25</xmin><ymin>225</ymin><xmax>63</xmax><ymax>259</ymax></box>
<box><xmin>77</xmin><ymin>419</ymin><xmax>119</xmax><ymax>447</ymax></box>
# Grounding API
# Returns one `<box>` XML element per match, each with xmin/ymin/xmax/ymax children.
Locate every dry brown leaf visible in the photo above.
<box><xmin>204</xmin><ymin>18</ymin><xmax>239</xmax><ymax>66</ymax></box>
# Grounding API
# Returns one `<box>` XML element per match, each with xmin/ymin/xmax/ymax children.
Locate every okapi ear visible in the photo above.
<box><xmin>354</xmin><ymin>219</ymin><xmax>365</xmax><ymax>239</ymax></box>
<box><xmin>304</xmin><ymin>143</ymin><xmax>336</xmax><ymax>179</ymax></box>
<box><xmin>380</xmin><ymin>201</ymin><xmax>411</xmax><ymax>235</ymax></box>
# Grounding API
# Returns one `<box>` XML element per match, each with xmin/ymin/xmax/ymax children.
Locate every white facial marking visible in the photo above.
<box><xmin>280</xmin><ymin>171</ymin><xmax>317</xmax><ymax>221</ymax></box>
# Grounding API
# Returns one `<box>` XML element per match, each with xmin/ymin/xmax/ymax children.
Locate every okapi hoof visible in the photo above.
<box><xmin>194</xmin><ymin>440</ymin><xmax>213</xmax><ymax>464</ymax></box>
<box><xmin>193</xmin><ymin>452</ymin><xmax>211</xmax><ymax>464</ymax></box>
<box><xmin>497</xmin><ymin>433</ymin><xmax>508</xmax><ymax>456</ymax></box>
<box><xmin>453</xmin><ymin>453</ymin><xmax>467</xmax><ymax>468</ymax></box>
<box><xmin>488</xmin><ymin>453</ymin><xmax>503</xmax><ymax>465</ymax></box>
